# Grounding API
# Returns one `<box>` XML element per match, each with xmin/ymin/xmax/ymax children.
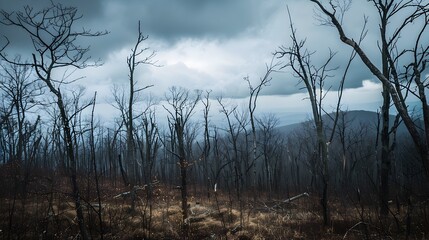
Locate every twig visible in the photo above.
<box><xmin>343</xmin><ymin>221</ymin><xmax>366</xmax><ymax>239</ymax></box>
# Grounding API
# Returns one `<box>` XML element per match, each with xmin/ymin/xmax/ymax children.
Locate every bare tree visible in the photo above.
<box><xmin>217</xmin><ymin>97</ymin><xmax>246</xmax><ymax>226</ymax></box>
<box><xmin>0</xmin><ymin>57</ymin><xmax>42</xmax><ymax>238</ymax></box>
<box><xmin>256</xmin><ymin>114</ymin><xmax>282</xmax><ymax>199</ymax></box>
<box><xmin>310</xmin><ymin>0</ymin><xmax>429</xmax><ymax>183</ymax></box>
<box><xmin>142</xmin><ymin>109</ymin><xmax>159</xmax><ymax>238</ymax></box>
<box><xmin>110</xmin><ymin>21</ymin><xmax>156</xmax><ymax>212</ymax></box>
<box><xmin>0</xmin><ymin>82</ymin><xmax>14</xmax><ymax>130</ymax></box>
<box><xmin>245</xmin><ymin>57</ymin><xmax>279</xmax><ymax>196</ymax></box>
<box><xmin>200</xmin><ymin>90</ymin><xmax>212</xmax><ymax>199</ymax></box>
<box><xmin>0</xmin><ymin>57</ymin><xmax>42</xmax><ymax>173</ymax></box>
<box><xmin>163</xmin><ymin>86</ymin><xmax>201</xmax><ymax>239</ymax></box>
<box><xmin>125</xmin><ymin>21</ymin><xmax>156</xmax><ymax>186</ymax></box>
<box><xmin>276</xmin><ymin>8</ymin><xmax>356</xmax><ymax>225</ymax></box>
<box><xmin>0</xmin><ymin>3</ymin><xmax>107</xmax><ymax>239</ymax></box>
<box><xmin>89</xmin><ymin>92</ymin><xmax>104</xmax><ymax>239</ymax></box>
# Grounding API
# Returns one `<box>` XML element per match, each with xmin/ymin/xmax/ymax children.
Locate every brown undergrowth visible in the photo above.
<box><xmin>0</xmin><ymin>172</ymin><xmax>428</xmax><ymax>239</ymax></box>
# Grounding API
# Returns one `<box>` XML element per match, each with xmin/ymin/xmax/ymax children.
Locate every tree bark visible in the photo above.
<box><xmin>176</xmin><ymin>119</ymin><xmax>189</xmax><ymax>239</ymax></box>
<box><xmin>57</xmin><ymin>90</ymin><xmax>90</xmax><ymax>240</ymax></box>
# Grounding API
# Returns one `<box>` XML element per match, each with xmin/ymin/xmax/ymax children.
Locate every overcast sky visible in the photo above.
<box><xmin>0</xmin><ymin>0</ymin><xmax>391</xmax><ymax>126</ymax></box>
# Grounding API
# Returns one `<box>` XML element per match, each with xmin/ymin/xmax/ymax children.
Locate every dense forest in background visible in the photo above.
<box><xmin>1</xmin><ymin>1</ymin><xmax>429</xmax><ymax>239</ymax></box>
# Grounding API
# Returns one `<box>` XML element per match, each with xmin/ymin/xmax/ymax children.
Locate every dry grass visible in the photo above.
<box><xmin>0</xmin><ymin>178</ymin><xmax>428</xmax><ymax>239</ymax></box>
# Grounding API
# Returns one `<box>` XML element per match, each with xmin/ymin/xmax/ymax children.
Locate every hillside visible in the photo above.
<box><xmin>277</xmin><ymin>110</ymin><xmax>411</xmax><ymax>138</ymax></box>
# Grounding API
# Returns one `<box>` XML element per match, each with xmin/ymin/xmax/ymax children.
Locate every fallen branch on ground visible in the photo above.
<box><xmin>283</xmin><ymin>192</ymin><xmax>309</xmax><ymax>203</ymax></box>
<box><xmin>113</xmin><ymin>181</ymin><xmax>159</xmax><ymax>199</ymax></box>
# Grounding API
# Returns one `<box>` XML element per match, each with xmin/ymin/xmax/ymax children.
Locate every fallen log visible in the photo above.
<box><xmin>113</xmin><ymin>181</ymin><xmax>159</xmax><ymax>199</ymax></box>
<box><xmin>265</xmin><ymin>192</ymin><xmax>310</xmax><ymax>211</ymax></box>
<box><xmin>283</xmin><ymin>192</ymin><xmax>309</xmax><ymax>203</ymax></box>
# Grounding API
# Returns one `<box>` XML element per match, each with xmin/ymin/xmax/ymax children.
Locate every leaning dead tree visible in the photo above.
<box><xmin>0</xmin><ymin>3</ymin><xmax>107</xmax><ymax>239</ymax></box>
<box><xmin>310</xmin><ymin>0</ymin><xmax>429</xmax><ymax>181</ymax></box>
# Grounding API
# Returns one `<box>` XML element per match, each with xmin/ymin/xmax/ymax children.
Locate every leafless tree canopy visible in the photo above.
<box><xmin>0</xmin><ymin>1</ymin><xmax>428</xmax><ymax>239</ymax></box>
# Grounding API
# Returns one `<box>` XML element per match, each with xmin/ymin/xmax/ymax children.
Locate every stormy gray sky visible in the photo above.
<box><xmin>0</xmin><ymin>0</ymin><xmax>391</xmax><ymax>125</ymax></box>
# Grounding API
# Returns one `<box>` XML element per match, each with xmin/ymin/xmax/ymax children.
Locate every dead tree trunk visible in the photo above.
<box><xmin>163</xmin><ymin>87</ymin><xmax>201</xmax><ymax>239</ymax></box>
<box><xmin>310</xmin><ymin>0</ymin><xmax>429</xmax><ymax>179</ymax></box>
<box><xmin>276</xmin><ymin>8</ymin><xmax>356</xmax><ymax>225</ymax></box>
<box><xmin>0</xmin><ymin>3</ymin><xmax>108</xmax><ymax>238</ymax></box>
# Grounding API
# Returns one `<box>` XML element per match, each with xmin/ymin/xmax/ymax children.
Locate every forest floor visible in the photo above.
<box><xmin>0</xmin><ymin>174</ymin><xmax>428</xmax><ymax>239</ymax></box>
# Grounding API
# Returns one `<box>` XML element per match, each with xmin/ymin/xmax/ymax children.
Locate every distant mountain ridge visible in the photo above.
<box><xmin>276</xmin><ymin>110</ymin><xmax>410</xmax><ymax>137</ymax></box>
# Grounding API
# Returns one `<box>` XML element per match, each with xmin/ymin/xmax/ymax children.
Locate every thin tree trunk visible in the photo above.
<box><xmin>57</xmin><ymin>92</ymin><xmax>90</xmax><ymax>240</ymax></box>
<box><xmin>379</xmin><ymin>9</ymin><xmax>391</xmax><ymax>217</ymax></box>
<box><xmin>176</xmin><ymin>120</ymin><xmax>189</xmax><ymax>239</ymax></box>
<box><xmin>118</xmin><ymin>154</ymin><xmax>128</xmax><ymax>187</ymax></box>
<box><xmin>90</xmin><ymin>93</ymin><xmax>104</xmax><ymax>239</ymax></box>
<box><xmin>380</xmin><ymin>81</ymin><xmax>391</xmax><ymax>217</ymax></box>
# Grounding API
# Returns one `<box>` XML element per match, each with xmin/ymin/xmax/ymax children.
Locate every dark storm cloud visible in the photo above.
<box><xmin>0</xmin><ymin>0</ymin><xmax>103</xmax><ymax>13</ymax></box>
<box><xmin>1</xmin><ymin>0</ymin><xmax>279</xmax><ymax>59</ymax></box>
<box><xmin>0</xmin><ymin>0</ymin><xmax>389</xmax><ymax>122</ymax></box>
<box><xmin>0</xmin><ymin>0</ymin><xmax>105</xmax><ymax>57</ymax></box>
<box><xmin>138</xmin><ymin>0</ymin><xmax>273</xmax><ymax>40</ymax></box>
<box><xmin>88</xmin><ymin>0</ymin><xmax>279</xmax><ymax>58</ymax></box>
<box><xmin>0</xmin><ymin>0</ymin><xmax>383</xmax><ymax>104</ymax></box>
